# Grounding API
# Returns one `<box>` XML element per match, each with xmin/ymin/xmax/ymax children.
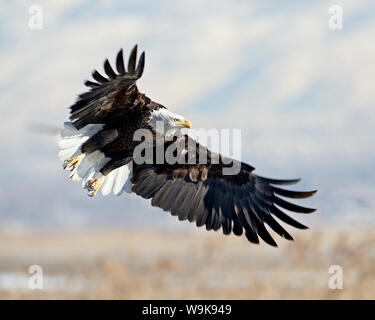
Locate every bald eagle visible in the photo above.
<box><xmin>59</xmin><ymin>45</ymin><xmax>317</xmax><ymax>247</ymax></box>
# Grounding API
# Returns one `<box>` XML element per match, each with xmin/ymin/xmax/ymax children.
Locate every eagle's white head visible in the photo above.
<box><xmin>148</xmin><ymin>108</ymin><xmax>192</xmax><ymax>136</ymax></box>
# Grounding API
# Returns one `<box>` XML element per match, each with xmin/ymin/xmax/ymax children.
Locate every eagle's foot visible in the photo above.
<box><xmin>63</xmin><ymin>154</ymin><xmax>84</xmax><ymax>171</ymax></box>
<box><xmin>86</xmin><ymin>176</ymin><xmax>105</xmax><ymax>197</ymax></box>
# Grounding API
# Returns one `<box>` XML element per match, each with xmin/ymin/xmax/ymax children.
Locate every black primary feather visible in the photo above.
<box><xmin>128</xmin><ymin>45</ymin><xmax>137</xmax><ymax>73</ymax></box>
<box><xmin>69</xmin><ymin>45</ymin><xmax>153</xmax><ymax>130</ymax></box>
<box><xmin>104</xmin><ymin>59</ymin><xmax>117</xmax><ymax>79</ymax></box>
<box><xmin>116</xmin><ymin>49</ymin><xmax>126</xmax><ymax>74</ymax></box>
<box><xmin>131</xmin><ymin>135</ymin><xmax>317</xmax><ymax>247</ymax></box>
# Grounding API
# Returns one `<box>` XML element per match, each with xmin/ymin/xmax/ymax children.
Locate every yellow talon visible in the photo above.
<box><xmin>63</xmin><ymin>154</ymin><xmax>84</xmax><ymax>171</ymax></box>
<box><xmin>86</xmin><ymin>176</ymin><xmax>105</xmax><ymax>197</ymax></box>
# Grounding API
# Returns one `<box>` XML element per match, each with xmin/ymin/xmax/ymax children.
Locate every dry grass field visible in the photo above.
<box><xmin>0</xmin><ymin>227</ymin><xmax>373</xmax><ymax>299</ymax></box>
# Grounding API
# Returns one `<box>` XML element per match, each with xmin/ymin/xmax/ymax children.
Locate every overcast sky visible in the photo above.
<box><xmin>0</xmin><ymin>1</ymin><xmax>374</xmax><ymax>231</ymax></box>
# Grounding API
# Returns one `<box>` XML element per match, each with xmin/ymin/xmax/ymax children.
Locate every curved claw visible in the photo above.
<box><xmin>63</xmin><ymin>155</ymin><xmax>84</xmax><ymax>171</ymax></box>
<box><xmin>86</xmin><ymin>176</ymin><xmax>104</xmax><ymax>197</ymax></box>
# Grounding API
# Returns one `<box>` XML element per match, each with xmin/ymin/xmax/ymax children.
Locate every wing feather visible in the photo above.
<box><xmin>92</xmin><ymin>70</ymin><xmax>108</xmax><ymax>83</ymax></box>
<box><xmin>131</xmin><ymin>135</ymin><xmax>316</xmax><ymax>247</ymax></box>
<box><xmin>128</xmin><ymin>45</ymin><xmax>137</xmax><ymax>73</ymax></box>
<box><xmin>104</xmin><ymin>59</ymin><xmax>117</xmax><ymax>79</ymax></box>
<box><xmin>69</xmin><ymin>45</ymin><xmax>147</xmax><ymax>130</ymax></box>
<box><xmin>116</xmin><ymin>49</ymin><xmax>126</xmax><ymax>74</ymax></box>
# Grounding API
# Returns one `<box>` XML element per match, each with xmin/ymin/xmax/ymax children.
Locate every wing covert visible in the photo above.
<box><xmin>69</xmin><ymin>45</ymin><xmax>146</xmax><ymax>130</ymax></box>
<box><xmin>131</xmin><ymin>135</ymin><xmax>317</xmax><ymax>247</ymax></box>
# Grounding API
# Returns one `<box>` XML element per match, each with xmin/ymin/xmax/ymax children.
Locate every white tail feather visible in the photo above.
<box><xmin>77</xmin><ymin>151</ymin><xmax>109</xmax><ymax>186</ymax></box>
<box><xmin>58</xmin><ymin>122</ymin><xmax>133</xmax><ymax>196</ymax></box>
<box><xmin>113</xmin><ymin>161</ymin><xmax>133</xmax><ymax>195</ymax></box>
<box><xmin>58</xmin><ymin>146</ymin><xmax>79</xmax><ymax>161</ymax></box>
<box><xmin>59</xmin><ymin>122</ymin><xmax>104</xmax><ymax>162</ymax></box>
<box><xmin>58</xmin><ymin>137</ymin><xmax>87</xmax><ymax>149</ymax></box>
<box><xmin>122</xmin><ymin>162</ymin><xmax>133</xmax><ymax>194</ymax></box>
<box><xmin>112</xmin><ymin>166</ymin><xmax>126</xmax><ymax>195</ymax></box>
<box><xmin>100</xmin><ymin>170</ymin><xmax>115</xmax><ymax>196</ymax></box>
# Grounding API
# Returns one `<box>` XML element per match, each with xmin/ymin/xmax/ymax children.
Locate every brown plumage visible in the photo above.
<box><xmin>62</xmin><ymin>45</ymin><xmax>317</xmax><ymax>247</ymax></box>
<box><xmin>131</xmin><ymin>135</ymin><xmax>316</xmax><ymax>246</ymax></box>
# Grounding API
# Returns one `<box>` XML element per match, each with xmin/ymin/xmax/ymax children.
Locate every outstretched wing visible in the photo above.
<box><xmin>131</xmin><ymin>135</ymin><xmax>316</xmax><ymax>247</ymax></box>
<box><xmin>70</xmin><ymin>45</ymin><xmax>145</xmax><ymax>130</ymax></box>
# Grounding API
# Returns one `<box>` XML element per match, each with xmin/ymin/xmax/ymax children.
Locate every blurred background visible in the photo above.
<box><xmin>0</xmin><ymin>0</ymin><xmax>374</xmax><ymax>299</ymax></box>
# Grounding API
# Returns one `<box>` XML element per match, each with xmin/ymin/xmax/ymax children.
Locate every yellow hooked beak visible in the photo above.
<box><xmin>174</xmin><ymin>119</ymin><xmax>192</xmax><ymax>129</ymax></box>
